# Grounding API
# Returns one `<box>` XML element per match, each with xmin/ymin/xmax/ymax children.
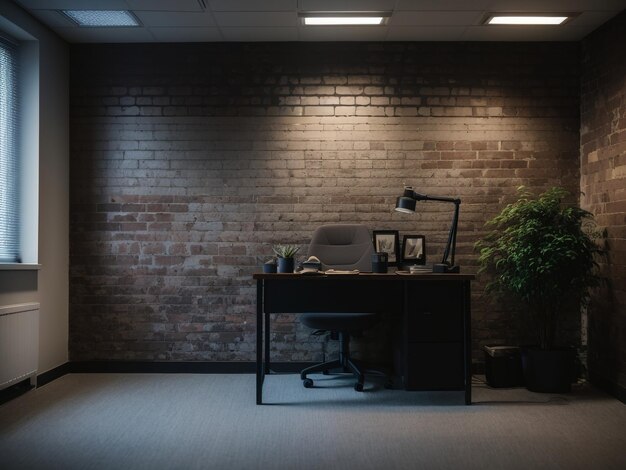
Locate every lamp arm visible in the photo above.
<box><xmin>400</xmin><ymin>187</ymin><xmax>461</xmax><ymax>272</ymax></box>
<box><xmin>441</xmin><ymin>201</ymin><xmax>460</xmax><ymax>266</ymax></box>
<box><xmin>408</xmin><ymin>190</ymin><xmax>460</xmax><ymax>205</ymax></box>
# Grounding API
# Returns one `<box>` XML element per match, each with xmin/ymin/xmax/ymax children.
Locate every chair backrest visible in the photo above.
<box><xmin>308</xmin><ymin>224</ymin><xmax>374</xmax><ymax>271</ymax></box>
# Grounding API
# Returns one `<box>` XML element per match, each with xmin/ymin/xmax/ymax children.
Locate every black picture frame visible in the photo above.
<box><xmin>373</xmin><ymin>230</ymin><xmax>400</xmax><ymax>266</ymax></box>
<box><xmin>402</xmin><ymin>235</ymin><xmax>426</xmax><ymax>265</ymax></box>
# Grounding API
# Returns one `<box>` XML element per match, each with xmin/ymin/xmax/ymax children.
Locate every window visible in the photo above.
<box><xmin>0</xmin><ymin>37</ymin><xmax>20</xmax><ymax>262</ymax></box>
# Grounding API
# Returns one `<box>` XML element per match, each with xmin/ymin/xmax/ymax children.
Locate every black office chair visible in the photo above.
<box><xmin>300</xmin><ymin>224</ymin><xmax>387</xmax><ymax>392</ymax></box>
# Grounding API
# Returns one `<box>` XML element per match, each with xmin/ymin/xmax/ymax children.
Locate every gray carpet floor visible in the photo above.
<box><xmin>1</xmin><ymin>373</ymin><xmax>625</xmax><ymax>470</ymax></box>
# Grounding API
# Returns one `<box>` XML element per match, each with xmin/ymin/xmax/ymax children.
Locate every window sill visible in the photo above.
<box><xmin>0</xmin><ymin>263</ymin><xmax>41</xmax><ymax>271</ymax></box>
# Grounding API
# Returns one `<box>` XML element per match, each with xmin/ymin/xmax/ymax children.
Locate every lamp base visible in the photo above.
<box><xmin>432</xmin><ymin>263</ymin><xmax>460</xmax><ymax>274</ymax></box>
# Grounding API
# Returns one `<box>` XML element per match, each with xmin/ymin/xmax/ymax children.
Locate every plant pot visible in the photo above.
<box><xmin>483</xmin><ymin>345</ymin><xmax>524</xmax><ymax>388</ymax></box>
<box><xmin>521</xmin><ymin>347</ymin><xmax>575</xmax><ymax>393</ymax></box>
<box><xmin>263</xmin><ymin>262</ymin><xmax>277</xmax><ymax>273</ymax></box>
<box><xmin>277</xmin><ymin>257</ymin><xmax>294</xmax><ymax>273</ymax></box>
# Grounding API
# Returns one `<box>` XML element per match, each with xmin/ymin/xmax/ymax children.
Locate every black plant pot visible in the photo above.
<box><xmin>521</xmin><ymin>347</ymin><xmax>575</xmax><ymax>393</ymax></box>
<box><xmin>277</xmin><ymin>257</ymin><xmax>294</xmax><ymax>273</ymax></box>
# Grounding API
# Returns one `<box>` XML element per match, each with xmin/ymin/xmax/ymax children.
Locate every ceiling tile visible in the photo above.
<box><xmin>566</xmin><ymin>10</ymin><xmax>622</xmax><ymax>26</ymax></box>
<box><xmin>148</xmin><ymin>27</ymin><xmax>222</xmax><ymax>42</ymax></box>
<box><xmin>390</xmin><ymin>11</ymin><xmax>483</xmax><ymax>26</ymax></box>
<box><xmin>387</xmin><ymin>26</ymin><xmax>467</xmax><ymax>41</ymax></box>
<box><xmin>27</xmin><ymin>9</ymin><xmax>76</xmax><ymax>28</ymax></box>
<box><xmin>208</xmin><ymin>0</ymin><xmax>297</xmax><ymax>11</ymax></box>
<box><xmin>213</xmin><ymin>12</ymin><xmax>297</xmax><ymax>27</ymax></box>
<box><xmin>134</xmin><ymin>11</ymin><xmax>216</xmax><ymax>27</ymax></box>
<box><xmin>15</xmin><ymin>0</ymin><xmax>127</xmax><ymax>9</ymax></box>
<box><xmin>53</xmin><ymin>26</ymin><xmax>154</xmax><ymax>43</ymax></box>
<box><xmin>221</xmin><ymin>27</ymin><xmax>298</xmax><ymax>41</ymax></box>
<box><xmin>484</xmin><ymin>0</ymin><xmax>626</xmax><ymax>12</ymax></box>
<box><xmin>125</xmin><ymin>0</ymin><xmax>204</xmax><ymax>11</ymax></box>
<box><xmin>13</xmin><ymin>0</ymin><xmax>626</xmax><ymax>43</ymax></box>
<box><xmin>298</xmin><ymin>0</ymin><xmax>396</xmax><ymax>11</ymax></box>
<box><xmin>395</xmin><ymin>1</ymin><xmax>490</xmax><ymax>11</ymax></box>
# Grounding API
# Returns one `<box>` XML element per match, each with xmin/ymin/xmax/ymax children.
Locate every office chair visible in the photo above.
<box><xmin>300</xmin><ymin>224</ymin><xmax>387</xmax><ymax>392</ymax></box>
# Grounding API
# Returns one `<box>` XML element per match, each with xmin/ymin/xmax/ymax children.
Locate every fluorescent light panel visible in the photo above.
<box><xmin>304</xmin><ymin>16</ymin><xmax>384</xmax><ymax>25</ymax></box>
<box><xmin>488</xmin><ymin>15</ymin><xmax>568</xmax><ymax>25</ymax></box>
<box><xmin>301</xmin><ymin>12</ymin><xmax>390</xmax><ymax>26</ymax></box>
<box><xmin>62</xmin><ymin>10</ymin><xmax>140</xmax><ymax>27</ymax></box>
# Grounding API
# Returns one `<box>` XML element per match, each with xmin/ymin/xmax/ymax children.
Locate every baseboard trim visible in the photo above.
<box><xmin>0</xmin><ymin>379</ymin><xmax>34</xmax><ymax>405</ymax></box>
<box><xmin>69</xmin><ymin>361</ymin><xmax>315</xmax><ymax>374</ymax></box>
<box><xmin>1</xmin><ymin>361</ymin><xmax>315</xmax><ymax>403</ymax></box>
<box><xmin>30</xmin><ymin>361</ymin><xmax>485</xmax><ymax>389</ymax></box>
<box><xmin>589</xmin><ymin>371</ymin><xmax>626</xmax><ymax>404</ymax></box>
<box><xmin>37</xmin><ymin>362</ymin><xmax>72</xmax><ymax>387</ymax></box>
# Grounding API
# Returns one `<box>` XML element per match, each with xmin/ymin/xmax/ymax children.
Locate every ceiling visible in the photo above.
<box><xmin>12</xmin><ymin>0</ymin><xmax>626</xmax><ymax>43</ymax></box>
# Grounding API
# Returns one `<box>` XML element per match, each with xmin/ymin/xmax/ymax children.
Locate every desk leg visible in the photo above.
<box><xmin>256</xmin><ymin>280</ymin><xmax>264</xmax><ymax>405</ymax></box>
<box><xmin>464</xmin><ymin>280</ymin><xmax>472</xmax><ymax>405</ymax></box>
<box><xmin>264</xmin><ymin>310</ymin><xmax>271</xmax><ymax>375</ymax></box>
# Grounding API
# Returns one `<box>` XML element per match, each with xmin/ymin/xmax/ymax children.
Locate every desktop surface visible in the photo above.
<box><xmin>253</xmin><ymin>272</ymin><xmax>475</xmax><ymax>280</ymax></box>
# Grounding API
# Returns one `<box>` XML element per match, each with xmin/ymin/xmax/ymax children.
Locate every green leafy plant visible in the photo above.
<box><xmin>475</xmin><ymin>187</ymin><xmax>602</xmax><ymax>350</ymax></box>
<box><xmin>272</xmin><ymin>244</ymin><xmax>300</xmax><ymax>259</ymax></box>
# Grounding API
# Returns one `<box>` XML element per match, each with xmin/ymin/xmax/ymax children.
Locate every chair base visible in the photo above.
<box><xmin>300</xmin><ymin>331</ymin><xmax>388</xmax><ymax>391</ymax></box>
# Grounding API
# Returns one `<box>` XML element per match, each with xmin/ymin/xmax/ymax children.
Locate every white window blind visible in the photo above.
<box><xmin>0</xmin><ymin>37</ymin><xmax>20</xmax><ymax>262</ymax></box>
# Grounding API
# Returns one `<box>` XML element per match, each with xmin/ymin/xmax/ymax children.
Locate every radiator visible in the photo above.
<box><xmin>0</xmin><ymin>302</ymin><xmax>39</xmax><ymax>390</ymax></box>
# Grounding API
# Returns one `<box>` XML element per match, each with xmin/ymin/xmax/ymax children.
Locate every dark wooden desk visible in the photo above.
<box><xmin>253</xmin><ymin>272</ymin><xmax>474</xmax><ymax>405</ymax></box>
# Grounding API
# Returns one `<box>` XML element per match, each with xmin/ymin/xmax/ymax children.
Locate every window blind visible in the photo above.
<box><xmin>0</xmin><ymin>37</ymin><xmax>20</xmax><ymax>262</ymax></box>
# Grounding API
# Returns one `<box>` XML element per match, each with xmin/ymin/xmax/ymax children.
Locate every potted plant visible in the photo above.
<box><xmin>476</xmin><ymin>187</ymin><xmax>602</xmax><ymax>392</ymax></box>
<box><xmin>272</xmin><ymin>244</ymin><xmax>300</xmax><ymax>273</ymax></box>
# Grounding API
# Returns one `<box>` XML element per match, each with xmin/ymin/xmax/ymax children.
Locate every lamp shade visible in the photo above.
<box><xmin>395</xmin><ymin>196</ymin><xmax>416</xmax><ymax>213</ymax></box>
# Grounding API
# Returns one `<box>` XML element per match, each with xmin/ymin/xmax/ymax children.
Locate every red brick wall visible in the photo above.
<box><xmin>581</xmin><ymin>12</ymin><xmax>626</xmax><ymax>392</ymax></box>
<box><xmin>70</xmin><ymin>42</ymin><xmax>580</xmax><ymax>362</ymax></box>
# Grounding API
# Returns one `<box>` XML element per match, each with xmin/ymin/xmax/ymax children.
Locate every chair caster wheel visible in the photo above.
<box><xmin>354</xmin><ymin>382</ymin><xmax>364</xmax><ymax>392</ymax></box>
<box><xmin>303</xmin><ymin>378</ymin><xmax>314</xmax><ymax>388</ymax></box>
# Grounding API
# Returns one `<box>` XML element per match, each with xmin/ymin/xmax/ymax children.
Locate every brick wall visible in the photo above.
<box><xmin>581</xmin><ymin>12</ymin><xmax>626</xmax><ymax>392</ymax></box>
<box><xmin>70</xmin><ymin>42</ymin><xmax>580</xmax><ymax>363</ymax></box>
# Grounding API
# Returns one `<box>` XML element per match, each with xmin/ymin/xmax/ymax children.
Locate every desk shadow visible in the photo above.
<box><xmin>264</xmin><ymin>376</ymin><xmax>468</xmax><ymax>407</ymax></box>
<box><xmin>263</xmin><ymin>375</ymin><xmax>612</xmax><ymax>408</ymax></box>
<box><xmin>471</xmin><ymin>397</ymin><xmax>569</xmax><ymax>406</ymax></box>
<box><xmin>262</xmin><ymin>395</ymin><xmax>467</xmax><ymax>407</ymax></box>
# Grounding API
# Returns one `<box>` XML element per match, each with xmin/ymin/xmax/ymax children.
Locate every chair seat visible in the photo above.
<box><xmin>301</xmin><ymin>312</ymin><xmax>378</xmax><ymax>331</ymax></box>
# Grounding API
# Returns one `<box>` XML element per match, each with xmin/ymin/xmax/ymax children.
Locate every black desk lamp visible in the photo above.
<box><xmin>395</xmin><ymin>186</ymin><xmax>461</xmax><ymax>273</ymax></box>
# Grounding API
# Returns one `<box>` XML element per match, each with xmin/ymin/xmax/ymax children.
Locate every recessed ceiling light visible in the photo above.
<box><xmin>304</xmin><ymin>17</ymin><xmax>384</xmax><ymax>25</ymax></box>
<box><xmin>61</xmin><ymin>10</ymin><xmax>141</xmax><ymax>27</ymax></box>
<box><xmin>300</xmin><ymin>12</ymin><xmax>390</xmax><ymax>26</ymax></box>
<box><xmin>484</xmin><ymin>13</ymin><xmax>575</xmax><ymax>25</ymax></box>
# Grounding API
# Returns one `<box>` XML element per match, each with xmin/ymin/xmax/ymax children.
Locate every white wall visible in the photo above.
<box><xmin>0</xmin><ymin>1</ymin><xmax>69</xmax><ymax>375</ymax></box>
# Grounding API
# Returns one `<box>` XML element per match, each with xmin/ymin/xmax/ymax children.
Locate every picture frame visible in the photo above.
<box><xmin>372</xmin><ymin>230</ymin><xmax>400</xmax><ymax>266</ymax></box>
<box><xmin>402</xmin><ymin>235</ymin><xmax>426</xmax><ymax>265</ymax></box>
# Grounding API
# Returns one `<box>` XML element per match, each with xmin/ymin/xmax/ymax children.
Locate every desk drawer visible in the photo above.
<box><xmin>404</xmin><ymin>342</ymin><xmax>464</xmax><ymax>390</ymax></box>
<box><xmin>406</xmin><ymin>281</ymin><xmax>464</xmax><ymax>342</ymax></box>
<box><xmin>263</xmin><ymin>279</ymin><xmax>402</xmax><ymax>313</ymax></box>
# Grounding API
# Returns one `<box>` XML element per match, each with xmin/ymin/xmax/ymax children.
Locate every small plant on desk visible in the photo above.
<box><xmin>272</xmin><ymin>244</ymin><xmax>300</xmax><ymax>258</ymax></box>
<box><xmin>272</xmin><ymin>244</ymin><xmax>300</xmax><ymax>273</ymax></box>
